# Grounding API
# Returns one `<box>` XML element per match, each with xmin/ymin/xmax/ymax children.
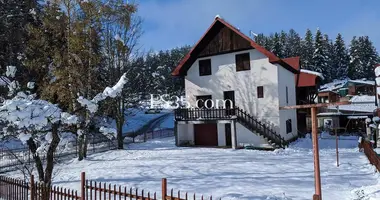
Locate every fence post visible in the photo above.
<box><xmin>81</xmin><ymin>172</ymin><xmax>85</xmax><ymax>200</ymax></box>
<box><xmin>30</xmin><ymin>175</ymin><xmax>35</xmax><ymax>200</ymax></box>
<box><xmin>161</xmin><ymin>178</ymin><xmax>167</xmax><ymax>200</ymax></box>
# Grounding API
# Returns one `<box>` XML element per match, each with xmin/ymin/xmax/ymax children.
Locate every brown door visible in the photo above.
<box><xmin>194</xmin><ymin>123</ymin><xmax>218</xmax><ymax>146</ymax></box>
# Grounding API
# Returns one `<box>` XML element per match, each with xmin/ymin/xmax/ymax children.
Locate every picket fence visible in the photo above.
<box><xmin>0</xmin><ymin>172</ymin><xmax>217</xmax><ymax>200</ymax></box>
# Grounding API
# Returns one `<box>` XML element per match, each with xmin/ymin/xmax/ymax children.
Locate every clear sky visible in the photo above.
<box><xmin>137</xmin><ymin>0</ymin><xmax>380</xmax><ymax>52</ymax></box>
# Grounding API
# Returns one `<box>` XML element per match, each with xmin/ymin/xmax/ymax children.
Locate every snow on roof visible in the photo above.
<box><xmin>319</xmin><ymin>79</ymin><xmax>348</xmax><ymax>92</ymax></box>
<box><xmin>350</xmin><ymin>95</ymin><xmax>375</xmax><ymax>103</ymax></box>
<box><xmin>214</xmin><ymin>14</ymin><xmax>222</xmax><ymax>19</ymax></box>
<box><xmin>319</xmin><ymin>78</ymin><xmax>374</xmax><ymax>92</ymax></box>
<box><xmin>300</xmin><ymin>69</ymin><xmax>324</xmax><ymax>79</ymax></box>
<box><xmin>347</xmin><ymin>116</ymin><xmax>369</xmax><ymax>119</ymax></box>
<box><xmin>317</xmin><ymin>112</ymin><xmax>342</xmax><ymax>116</ymax></box>
<box><xmin>327</xmin><ymin>95</ymin><xmax>376</xmax><ymax>113</ymax></box>
<box><xmin>349</xmin><ymin>79</ymin><xmax>375</xmax><ymax>85</ymax></box>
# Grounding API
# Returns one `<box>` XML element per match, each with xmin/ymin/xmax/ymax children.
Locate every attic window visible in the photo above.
<box><xmin>235</xmin><ymin>53</ymin><xmax>250</xmax><ymax>71</ymax></box>
<box><xmin>199</xmin><ymin>59</ymin><xmax>211</xmax><ymax>76</ymax></box>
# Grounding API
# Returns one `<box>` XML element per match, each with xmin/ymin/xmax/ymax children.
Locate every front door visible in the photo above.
<box><xmin>225</xmin><ymin>124</ymin><xmax>232</xmax><ymax>146</ymax></box>
<box><xmin>223</xmin><ymin>91</ymin><xmax>235</xmax><ymax>115</ymax></box>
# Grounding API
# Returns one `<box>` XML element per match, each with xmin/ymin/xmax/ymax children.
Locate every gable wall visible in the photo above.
<box><xmin>277</xmin><ymin>64</ymin><xmax>298</xmax><ymax>139</ymax></box>
<box><xmin>184</xmin><ymin>49</ymin><xmax>281</xmax><ymax>129</ymax></box>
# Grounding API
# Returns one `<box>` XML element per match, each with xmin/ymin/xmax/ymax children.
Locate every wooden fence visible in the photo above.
<box><xmin>0</xmin><ymin>172</ymin><xmax>217</xmax><ymax>200</ymax></box>
<box><xmin>360</xmin><ymin>140</ymin><xmax>380</xmax><ymax>171</ymax></box>
<box><xmin>0</xmin><ymin>175</ymin><xmax>29</xmax><ymax>200</ymax></box>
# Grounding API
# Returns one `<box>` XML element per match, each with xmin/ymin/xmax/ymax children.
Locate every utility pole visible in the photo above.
<box><xmin>280</xmin><ymin>101</ymin><xmax>351</xmax><ymax>200</ymax></box>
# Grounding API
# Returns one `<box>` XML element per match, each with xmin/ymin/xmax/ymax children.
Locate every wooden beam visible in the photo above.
<box><xmin>279</xmin><ymin>101</ymin><xmax>351</xmax><ymax>110</ymax></box>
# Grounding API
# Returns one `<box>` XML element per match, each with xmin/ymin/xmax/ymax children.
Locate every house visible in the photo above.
<box><xmin>172</xmin><ymin>16</ymin><xmax>320</xmax><ymax>150</ymax></box>
<box><xmin>317</xmin><ymin>78</ymin><xmax>377</xmax><ymax>133</ymax></box>
<box><xmin>318</xmin><ymin>78</ymin><xmax>375</xmax><ymax>103</ymax></box>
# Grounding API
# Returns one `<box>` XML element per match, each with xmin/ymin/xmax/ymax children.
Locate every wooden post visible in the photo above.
<box><xmin>313</xmin><ymin>194</ymin><xmax>320</xmax><ymax>200</ymax></box>
<box><xmin>162</xmin><ymin>178</ymin><xmax>167</xmax><ymax>200</ymax></box>
<box><xmin>311</xmin><ymin>107</ymin><xmax>322</xmax><ymax>200</ymax></box>
<box><xmin>81</xmin><ymin>172</ymin><xmax>85</xmax><ymax>200</ymax></box>
<box><xmin>335</xmin><ymin>128</ymin><xmax>339</xmax><ymax>167</ymax></box>
<box><xmin>30</xmin><ymin>175</ymin><xmax>35</xmax><ymax>200</ymax></box>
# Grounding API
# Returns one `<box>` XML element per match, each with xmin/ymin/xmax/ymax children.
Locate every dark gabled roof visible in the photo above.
<box><xmin>172</xmin><ymin>17</ymin><xmax>299</xmax><ymax>76</ymax></box>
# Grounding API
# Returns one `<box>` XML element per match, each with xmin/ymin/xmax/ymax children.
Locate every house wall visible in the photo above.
<box><xmin>217</xmin><ymin>123</ymin><xmax>226</xmax><ymax>146</ymax></box>
<box><xmin>276</xmin><ymin>64</ymin><xmax>298</xmax><ymax>140</ymax></box>
<box><xmin>184</xmin><ymin>49</ymin><xmax>281</xmax><ymax>129</ymax></box>
<box><xmin>236</xmin><ymin>123</ymin><xmax>271</xmax><ymax>148</ymax></box>
<box><xmin>177</xmin><ymin>124</ymin><xmax>194</xmax><ymax>145</ymax></box>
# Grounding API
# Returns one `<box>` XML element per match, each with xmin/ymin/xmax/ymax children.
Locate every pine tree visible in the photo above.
<box><xmin>301</xmin><ymin>29</ymin><xmax>314</xmax><ymax>69</ymax></box>
<box><xmin>322</xmin><ymin>34</ymin><xmax>334</xmax><ymax>82</ymax></box>
<box><xmin>271</xmin><ymin>33</ymin><xmax>282</xmax><ymax>58</ymax></box>
<box><xmin>284</xmin><ymin>29</ymin><xmax>301</xmax><ymax>58</ymax></box>
<box><xmin>332</xmin><ymin>33</ymin><xmax>349</xmax><ymax>80</ymax></box>
<box><xmin>348</xmin><ymin>36</ymin><xmax>361</xmax><ymax>79</ymax></box>
<box><xmin>310</xmin><ymin>29</ymin><xmax>328</xmax><ymax>74</ymax></box>
<box><xmin>348</xmin><ymin>36</ymin><xmax>379</xmax><ymax>79</ymax></box>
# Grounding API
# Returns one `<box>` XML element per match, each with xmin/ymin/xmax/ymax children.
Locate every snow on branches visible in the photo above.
<box><xmin>0</xmin><ymin>92</ymin><xmax>78</xmax><ymax>134</ymax></box>
<box><xmin>77</xmin><ymin>73</ymin><xmax>128</xmax><ymax>113</ymax></box>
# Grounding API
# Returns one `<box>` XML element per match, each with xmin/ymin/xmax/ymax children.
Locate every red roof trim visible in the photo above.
<box><xmin>172</xmin><ymin>17</ymin><xmax>299</xmax><ymax>76</ymax></box>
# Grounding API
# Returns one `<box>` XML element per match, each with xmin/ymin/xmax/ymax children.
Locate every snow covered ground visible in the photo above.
<box><xmin>5</xmin><ymin>136</ymin><xmax>380</xmax><ymax>200</ymax></box>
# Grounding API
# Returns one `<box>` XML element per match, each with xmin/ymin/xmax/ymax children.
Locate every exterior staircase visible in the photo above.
<box><xmin>235</xmin><ymin>107</ymin><xmax>287</xmax><ymax>149</ymax></box>
<box><xmin>174</xmin><ymin>107</ymin><xmax>289</xmax><ymax>149</ymax></box>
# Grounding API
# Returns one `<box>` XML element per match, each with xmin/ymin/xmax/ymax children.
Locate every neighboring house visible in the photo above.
<box><xmin>317</xmin><ymin>78</ymin><xmax>377</xmax><ymax>133</ymax></box>
<box><xmin>318</xmin><ymin>78</ymin><xmax>375</xmax><ymax>103</ymax></box>
<box><xmin>171</xmin><ymin>16</ymin><xmax>320</xmax><ymax>150</ymax></box>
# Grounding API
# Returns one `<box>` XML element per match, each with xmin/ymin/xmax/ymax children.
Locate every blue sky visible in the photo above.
<box><xmin>137</xmin><ymin>0</ymin><xmax>380</xmax><ymax>52</ymax></box>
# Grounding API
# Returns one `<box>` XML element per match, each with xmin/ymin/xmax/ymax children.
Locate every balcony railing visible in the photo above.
<box><xmin>174</xmin><ymin>108</ymin><xmax>236</xmax><ymax>121</ymax></box>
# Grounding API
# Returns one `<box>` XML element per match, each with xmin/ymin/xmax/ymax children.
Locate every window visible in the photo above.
<box><xmin>199</xmin><ymin>59</ymin><xmax>211</xmax><ymax>76</ymax></box>
<box><xmin>235</xmin><ymin>53</ymin><xmax>250</xmax><ymax>71</ymax></box>
<box><xmin>286</xmin><ymin>86</ymin><xmax>289</xmax><ymax>104</ymax></box>
<box><xmin>196</xmin><ymin>95</ymin><xmax>212</xmax><ymax>108</ymax></box>
<box><xmin>286</xmin><ymin>119</ymin><xmax>292</xmax><ymax>134</ymax></box>
<box><xmin>257</xmin><ymin>86</ymin><xmax>264</xmax><ymax>98</ymax></box>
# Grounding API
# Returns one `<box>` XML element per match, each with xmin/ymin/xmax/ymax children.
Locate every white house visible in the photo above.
<box><xmin>172</xmin><ymin>16</ymin><xmax>315</xmax><ymax>150</ymax></box>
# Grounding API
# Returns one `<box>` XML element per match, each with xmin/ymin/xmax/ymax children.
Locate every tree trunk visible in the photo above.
<box><xmin>116</xmin><ymin>118</ymin><xmax>123</xmax><ymax>149</ymax></box>
<box><xmin>83</xmin><ymin>134</ymin><xmax>88</xmax><ymax>158</ymax></box>
<box><xmin>27</xmin><ymin>138</ymin><xmax>44</xmax><ymax>182</ymax></box>
<box><xmin>44</xmin><ymin>123</ymin><xmax>60</xmax><ymax>184</ymax></box>
<box><xmin>116</xmin><ymin>98</ymin><xmax>125</xmax><ymax>149</ymax></box>
<box><xmin>77</xmin><ymin>134</ymin><xmax>84</xmax><ymax>161</ymax></box>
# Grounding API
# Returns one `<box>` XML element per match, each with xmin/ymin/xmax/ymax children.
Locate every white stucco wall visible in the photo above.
<box><xmin>177</xmin><ymin>124</ymin><xmax>194</xmax><ymax>145</ymax></box>
<box><xmin>276</xmin><ymin>64</ymin><xmax>298</xmax><ymax>140</ymax></box>
<box><xmin>185</xmin><ymin>49</ymin><xmax>280</xmax><ymax>128</ymax></box>
<box><xmin>236</xmin><ymin>123</ymin><xmax>271</xmax><ymax>148</ymax></box>
<box><xmin>217</xmin><ymin>123</ymin><xmax>226</xmax><ymax>146</ymax></box>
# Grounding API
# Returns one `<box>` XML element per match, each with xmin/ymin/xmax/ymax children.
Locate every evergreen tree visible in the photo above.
<box><xmin>348</xmin><ymin>36</ymin><xmax>361</xmax><ymax>79</ymax></box>
<box><xmin>310</xmin><ymin>29</ymin><xmax>328</xmax><ymax>75</ymax></box>
<box><xmin>332</xmin><ymin>33</ymin><xmax>349</xmax><ymax>79</ymax></box>
<box><xmin>284</xmin><ymin>29</ymin><xmax>301</xmax><ymax>58</ymax></box>
<box><xmin>348</xmin><ymin>36</ymin><xmax>379</xmax><ymax>79</ymax></box>
<box><xmin>271</xmin><ymin>33</ymin><xmax>282</xmax><ymax>58</ymax></box>
<box><xmin>301</xmin><ymin>29</ymin><xmax>314</xmax><ymax>69</ymax></box>
<box><xmin>322</xmin><ymin>34</ymin><xmax>334</xmax><ymax>82</ymax></box>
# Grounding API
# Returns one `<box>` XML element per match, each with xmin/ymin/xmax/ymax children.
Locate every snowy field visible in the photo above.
<box><xmin>5</xmin><ymin>136</ymin><xmax>380</xmax><ymax>200</ymax></box>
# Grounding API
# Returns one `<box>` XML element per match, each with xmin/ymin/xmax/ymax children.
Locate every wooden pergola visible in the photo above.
<box><xmin>279</xmin><ymin>101</ymin><xmax>351</xmax><ymax>200</ymax></box>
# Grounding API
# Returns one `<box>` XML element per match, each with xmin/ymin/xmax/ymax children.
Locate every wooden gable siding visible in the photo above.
<box><xmin>198</xmin><ymin>26</ymin><xmax>252</xmax><ymax>58</ymax></box>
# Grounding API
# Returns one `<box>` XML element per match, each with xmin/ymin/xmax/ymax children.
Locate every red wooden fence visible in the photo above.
<box><xmin>0</xmin><ymin>172</ymin><xmax>217</xmax><ymax>200</ymax></box>
<box><xmin>360</xmin><ymin>140</ymin><xmax>380</xmax><ymax>171</ymax></box>
<box><xmin>0</xmin><ymin>175</ymin><xmax>29</xmax><ymax>200</ymax></box>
